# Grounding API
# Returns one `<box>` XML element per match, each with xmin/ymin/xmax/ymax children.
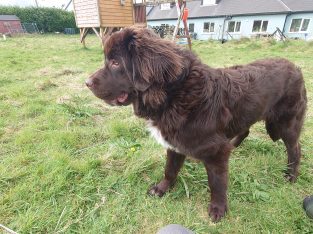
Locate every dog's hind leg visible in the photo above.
<box><xmin>266</xmin><ymin>115</ymin><xmax>304</xmax><ymax>182</ymax></box>
<box><xmin>148</xmin><ymin>149</ymin><xmax>186</xmax><ymax>197</ymax></box>
<box><xmin>230</xmin><ymin>130</ymin><xmax>250</xmax><ymax>147</ymax></box>
<box><xmin>280</xmin><ymin>124</ymin><xmax>302</xmax><ymax>182</ymax></box>
<box><xmin>268</xmin><ymin>97</ymin><xmax>306</xmax><ymax>182</ymax></box>
<box><xmin>280</xmin><ymin>114</ymin><xmax>305</xmax><ymax>182</ymax></box>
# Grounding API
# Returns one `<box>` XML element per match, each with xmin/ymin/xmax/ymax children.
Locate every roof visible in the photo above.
<box><xmin>147</xmin><ymin>0</ymin><xmax>313</xmax><ymax>20</ymax></box>
<box><xmin>214</xmin><ymin>0</ymin><xmax>289</xmax><ymax>16</ymax></box>
<box><xmin>281</xmin><ymin>0</ymin><xmax>313</xmax><ymax>12</ymax></box>
<box><xmin>0</xmin><ymin>15</ymin><xmax>20</xmax><ymax>21</ymax></box>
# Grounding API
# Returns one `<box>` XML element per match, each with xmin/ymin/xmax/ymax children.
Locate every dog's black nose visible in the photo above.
<box><xmin>85</xmin><ymin>79</ymin><xmax>94</xmax><ymax>88</ymax></box>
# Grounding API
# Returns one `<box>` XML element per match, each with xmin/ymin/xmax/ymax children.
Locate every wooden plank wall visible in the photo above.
<box><xmin>73</xmin><ymin>0</ymin><xmax>100</xmax><ymax>28</ymax></box>
<box><xmin>134</xmin><ymin>5</ymin><xmax>146</xmax><ymax>24</ymax></box>
<box><xmin>99</xmin><ymin>0</ymin><xmax>134</xmax><ymax>27</ymax></box>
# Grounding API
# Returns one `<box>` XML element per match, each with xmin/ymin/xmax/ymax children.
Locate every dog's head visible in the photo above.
<box><xmin>86</xmin><ymin>27</ymin><xmax>184</xmax><ymax>108</ymax></box>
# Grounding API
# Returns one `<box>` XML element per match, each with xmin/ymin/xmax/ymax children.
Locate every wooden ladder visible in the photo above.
<box><xmin>172</xmin><ymin>0</ymin><xmax>191</xmax><ymax>50</ymax></box>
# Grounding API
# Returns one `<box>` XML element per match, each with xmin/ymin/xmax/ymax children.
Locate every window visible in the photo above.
<box><xmin>301</xmin><ymin>19</ymin><xmax>310</xmax><ymax>31</ymax></box>
<box><xmin>160</xmin><ymin>3</ymin><xmax>170</xmax><ymax>10</ymax></box>
<box><xmin>189</xmin><ymin>23</ymin><xmax>194</xmax><ymax>33</ymax></box>
<box><xmin>228</xmin><ymin>21</ymin><xmax>241</xmax><ymax>32</ymax></box>
<box><xmin>290</xmin><ymin>19</ymin><xmax>301</xmax><ymax>32</ymax></box>
<box><xmin>252</xmin><ymin>20</ymin><xmax>268</xmax><ymax>32</ymax></box>
<box><xmin>204</xmin><ymin>22</ymin><xmax>215</xmax><ymax>33</ymax></box>
<box><xmin>290</xmin><ymin>18</ymin><xmax>310</xmax><ymax>32</ymax></box>
<box><xmin>202</xmin><ymin>0</ymin><xmax>216</xmax><ymax>6</ymax></box>
<box><xmin>261</xmin><ymin>21</ymin><xmax>268</xmax><ymax>32</ymax></box>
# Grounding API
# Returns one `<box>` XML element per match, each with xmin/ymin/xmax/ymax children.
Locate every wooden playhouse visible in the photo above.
<box><xmin>73</xmin><ymin>0</ymin><xmax>146</xmax><ymax>46</ymax></box>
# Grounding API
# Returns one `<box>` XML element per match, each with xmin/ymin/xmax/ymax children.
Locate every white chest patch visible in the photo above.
<box><xmin>147</xmin><ymin>120</ymin><xmax>177</xmax><ymax>151</ymax></box>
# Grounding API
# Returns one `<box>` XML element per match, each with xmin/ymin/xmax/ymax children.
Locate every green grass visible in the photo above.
<box><xmin>0</xmin><ymin>34</ymin><xmax>312</xmax><ymax>233</ymax></box>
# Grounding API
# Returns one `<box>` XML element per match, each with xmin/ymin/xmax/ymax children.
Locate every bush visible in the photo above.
<box><xmin>0</xmin><ymin>6</ymin><xmax>77</xmax><ymax>33</ymax></box>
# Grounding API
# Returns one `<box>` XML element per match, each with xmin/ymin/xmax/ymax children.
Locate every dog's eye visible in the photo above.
<box><xmin>111</xmin><ymin>60</ymin><xmax>119</xmax><ymax>67</ymax></box>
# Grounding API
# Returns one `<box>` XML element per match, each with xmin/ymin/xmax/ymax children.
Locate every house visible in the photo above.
<box><xmin>0</xmin><ymin>15</ymin><xmax>24</xmax><ymax>34</ymax></box>
<box><xmin>147</xmin><ymin>0</ymin><xmax>313</xmax><ymax>41</ymax></box>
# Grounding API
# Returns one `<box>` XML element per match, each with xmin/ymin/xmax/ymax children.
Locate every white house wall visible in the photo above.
<box><xmin>187</xmin><ymin>17</ymin><xmax>225</xmax><ymax>40</ymax></box>
<box><xmin>284</xmin><ymin>13</ymin><xmax>313</xmax><ymax>40</ymax></box>
<box><xmin>148</xmin><ymin>18</ymin><xmax>225</xmax><ymax>40</ymax></box>
<box><xmin>223</xmin><ymin>14</ymin><xmax>286</xmax><ymax>40</ymax></box>
<box><xmin>148</xmin><ymin>14</ymin><xmax>288</xmax><ymax>40</ymax></box>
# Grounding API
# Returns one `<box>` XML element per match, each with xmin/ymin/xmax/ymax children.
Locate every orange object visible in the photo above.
<box><xmin>182</xmin><ymin>8</ymin><xmax>189</xmax><ymax>21</ymax></box>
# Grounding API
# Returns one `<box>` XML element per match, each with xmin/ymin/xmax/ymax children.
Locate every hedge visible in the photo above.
<box><xmin>0</xmin><ymin>6</ymin><xmax>77</xmax><ymax>33</ymax></box>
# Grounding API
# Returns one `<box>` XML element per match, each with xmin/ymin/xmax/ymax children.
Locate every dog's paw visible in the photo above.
<box><xmin>148</xmin><ymin>185</ymin><xmax>166</xmax><ymax>197</ymax></box>
<box><xmin>285</xmin><ymin>173</ymin><xmax>297</xmax><ymax>183</ymax></box>
<box><xmin>284</xmin><ymin>168</ymin><xmax>298</xmax><ymax>183</ymax></box>
<box><xmin>209</xmin><ymin>203</ymin><xmax>227</xmax><ymax>223</ymax></box>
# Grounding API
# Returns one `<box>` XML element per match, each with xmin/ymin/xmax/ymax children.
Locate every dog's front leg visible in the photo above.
<box><xmin>203</xmin><ymin>145</ymin><xmax>231</xmax><ymax>222</ymax></box>
<box><xmin>148</xmin><ymin>149</ymin><xmax>186</xmax><ymax>197</ymax></box>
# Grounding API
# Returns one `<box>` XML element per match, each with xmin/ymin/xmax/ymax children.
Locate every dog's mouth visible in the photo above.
<box><xmin>107</xmin><ymin>92</ymin><xmax>131</xmax><ymax>106</ymax></box>
<box><xmin>90</xmin><ymin>91</ymin><xmax>130</xmax><ymax>106</ymax></box>
<box><xmin>116</xmin><ymin>92</ymin><xmax>128</xmax><ymax>104</ymax></box>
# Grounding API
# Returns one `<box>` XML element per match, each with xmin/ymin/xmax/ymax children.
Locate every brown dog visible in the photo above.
<box><xmin>86</xmin><ymin>27</ymin><xmax>307</xmax><ymax>222</ymax></box>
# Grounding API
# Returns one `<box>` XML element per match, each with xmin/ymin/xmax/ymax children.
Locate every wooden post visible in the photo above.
<box><xmin>80</xmin><ymin>28</ymin><xmax>90</xmax><ymax>47</ymax></box>
<box><xmin>172</xmin><ymin>0</ymin><xmax>184</xmax><ymax>41</ymax></box>
<box><xmin>100</xmin><ymin>27</ymin><xmax>105</xmax><ymax>48</ymax></box>
<box><xmin>183</xmin><ymin>19</ymin><xmax>192</xmax><ymax>50</ymax></box>
<box><xmin>92</xmin><ymin>27</ymin><xmax>102</xmax><ymax>41</ymax></box>
<box><xmin>102</xmin><ymin>27</ymin><xmax>114</xmax><ymax>48</ymax></box>
<box><xmin>79</xmin><ymin>28</ymin><xmax>85</xmax><ymax>47</ymax></box>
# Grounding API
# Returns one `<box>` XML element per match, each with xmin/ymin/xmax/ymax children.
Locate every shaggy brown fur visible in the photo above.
<box><xmin>86</xmin><ymin>27</ymin><xmax>307</xmax><ymax>222</ymax></box>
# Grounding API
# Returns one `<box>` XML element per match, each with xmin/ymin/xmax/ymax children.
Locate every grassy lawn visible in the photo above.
<box><xmin>0</xmin><ymin>34</ymin><xmax>312</xmax><ymax>233</ymax></box>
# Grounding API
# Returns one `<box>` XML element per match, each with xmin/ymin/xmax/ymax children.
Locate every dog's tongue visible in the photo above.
<box><xmin>117</xmin><ymin>92</ymin><xmax>128</xmax><ymax>103</ymax></box>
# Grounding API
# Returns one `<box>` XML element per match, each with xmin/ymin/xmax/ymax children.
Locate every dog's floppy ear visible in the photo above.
<box><xmin>124</xmin><ymin>27</ymin><xmax>184</xmax><ymax>92</ymax></box>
